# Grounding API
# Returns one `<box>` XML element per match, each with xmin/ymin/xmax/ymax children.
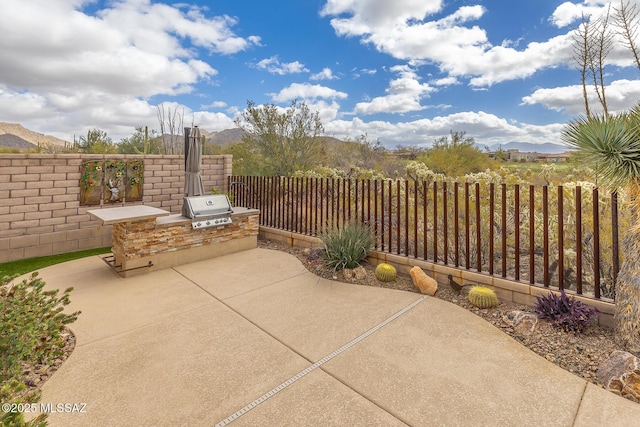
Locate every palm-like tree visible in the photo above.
<box><xmin>562</xmin><ymin>105</ymin><xmax>640</xmax><ymax>354</ymax></box>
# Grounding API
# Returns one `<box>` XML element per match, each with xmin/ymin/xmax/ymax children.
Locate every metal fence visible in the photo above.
<box><xmin>230</xmin><ymin>175</ymin><xmax>625</xmax><ymax>301</ymax></box>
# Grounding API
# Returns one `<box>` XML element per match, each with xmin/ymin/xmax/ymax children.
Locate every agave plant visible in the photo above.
<box><xmin>562</xmin><ymin>105</ymin><xmax>640</xmax><ymax>353</ymax></box>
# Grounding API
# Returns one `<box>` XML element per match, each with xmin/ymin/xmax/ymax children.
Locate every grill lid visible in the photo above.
<box><xmin>183</xmin><ymin>194</ymin><xmax>232</xmax><ymax>219</ymax></box>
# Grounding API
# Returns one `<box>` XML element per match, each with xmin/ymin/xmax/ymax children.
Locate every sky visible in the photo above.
<box><xmin>1</xmin><ymin>0</ymin><xmax>640</xmax><ymax>148</ymax></box>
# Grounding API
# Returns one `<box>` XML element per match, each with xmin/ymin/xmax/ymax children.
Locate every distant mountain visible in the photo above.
<box><xmin>0</xmin><ymin>122</ymin><xmax>70</xmax><ymax>148</ymax></box>
<box><xmin>489</xmin><ymin>141</ymin><xmax>570</xmax><ymax>154</ymax></box>
<box><xmin>203</xmin><ymin>128</ymin><xmax>246</xmax><ymax>146</ymax></box>
<box><xmin>201</xmin><ymin>128</ymin><xmax>345</xmax><ymax>147</ymax></box>
<box><xmin>0</xmin><ymin>134</ymin><xmax>36</xmax><ymax>149</ymax></box>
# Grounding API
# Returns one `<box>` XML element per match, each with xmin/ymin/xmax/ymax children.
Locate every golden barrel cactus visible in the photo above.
<box><xmin>375</xmin><ymin>263</ymin><xmax>397</xmax><ymax>282</ymax></box>
<box><xmin>468</xmin><ymin>286</ymin><xmax>499</xmax><ymax>309</ymax></box>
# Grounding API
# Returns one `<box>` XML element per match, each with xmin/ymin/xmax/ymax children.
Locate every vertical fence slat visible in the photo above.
<box><xmin>388</xmin><ymin>180</ymin><xmax>393</xmax><ymax>252</ymax></box>
<box><xmin>405</xmin><ymin>180</ymin><xmax>409</xmax><ymax>256</ymax></box>
<box><xmin>348</xmin><ymin>179</ymin><xmax>352</xmax><ymax>222</ymax></box>
<box><xmin>454</xmin><ymin>182</ymin><xmax>459</xmax><ymax>267</ymax></box>
<box><xmin>501</xmin><ymin>184</ymin><xmax>507</xmax><ymax>278</ymax></box>
<box><xmin>558</xmin><ymin>185</ymin><xmax>564</xmax><ymax>290</ymax></box>
<box><xmin>543</xmin><ymin>186</ymin><xmax>549</xmax><ymax>287</ymax></box>
<box><xmin>593</xmin><ymin>188</ymin><xmax>601</xmax><ymax>299</ymax></box>
<box><xmin>529</xmin><ymin>185</ymin><xmax>535</xmax><ymax>284</ymax></box>
<box><xmin>515</xmin><ymin>184</ymin><xmax>520</xmax><ymax>281</ymax></box>
<box><xmin>318</xmin><ymin>177</ymin><xmax>323</xmax><ymax>233</ymax></box>
<box><xmin>433</xmin><ymin>181</ymin><xmax>438</xmax><ymax>263</ymax></box>
<box><xmin>354</xmin><ymin>178</ymin><xmax>359</xmax><ymax>225</ymax></box>
<box><xmin>367</xmin><ymin>179</ymin><xmax>371</xmax><ymax>227</ymax></box>
<box><xmin>380</xmin><ymin>180</ymin><xmax>385</xmax><ymax>251</ymax></box>
<box><xmin>414</xmin><ymin>180</ymin><xmax>418</xmax><ymax>258</ymax></box>
<box><xmin>489</xmin><ymin>183</ymin><xmax>494</xmax><ymax>275</ymax></box>
<box><xmin>576</xmin><ymin>186</ymin><xmax>582</xmax><ymax>295</ymax></box>
<box><xmin>612</xmin><ymin>191</ymin><xmax>619</xmax><ymax>288</ymax></box>
<box><xmin>373</xmin><ymin>180</ymin><xmax>378</xmax><ymax>248</ymax></box>
<box><xmin>476</xmin><ymin>183</ymin><xmax>481</xmax><ymax>272</ymax></box>
<box><xmin>465</xmin><ymin>182</ymin><xmax>470</xmax><ymax>270</ymax></box>
<box><xmin>443</xmin><ymin>181</ymin><xmax>448</xmax><ymax>264</ymax></box>
<box><xmin>397</xmin><ymin>180</ymin><xmax>401</xmax><ymax>254</ymax></box>
<box><xmin>423</xmin><ymin>181</ymin><xmax>428</xmax><ymax>260</ymax></box>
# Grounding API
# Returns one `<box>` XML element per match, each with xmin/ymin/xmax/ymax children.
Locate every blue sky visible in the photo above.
<box><xmin>1</xmin><ymin>0</ymin><xmax>639</xmax><ymax>147</ymax></box>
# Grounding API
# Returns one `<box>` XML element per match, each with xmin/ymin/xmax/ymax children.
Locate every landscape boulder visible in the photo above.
<box><xmin>502</xmin><ymin>310</ymin><xmax>538</xmax><ymax>336</ymax></box>
<box><xmin>597</xmin><ymin>350</ymin><xmax>640</xmax><ymax>402</ymax></box>
<box><xmin>343</xmin><ymin>266</ymin><xmax>367</xmax><ymax>281</ymax></box>
<box><xmin>410</xmin><ymin>266</ymin><xmax>438</xmax><ymax>296</ymax></box>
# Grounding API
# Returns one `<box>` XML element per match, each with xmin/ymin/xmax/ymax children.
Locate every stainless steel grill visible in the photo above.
<box><xmin>183</xmin><ymin>194</ymin><xmax>233</xmax><ymax>229</ymax></box>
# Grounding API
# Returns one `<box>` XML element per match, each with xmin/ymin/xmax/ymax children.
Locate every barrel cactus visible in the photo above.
<box><xmin>468</xmin><ymin>286</ymin><xmax>499</xmax><ymax>309</ymax></box>
<box><xmin>375</xmin><ymin>263</ymin><xmax>397</xmax><ymax>282</ymax></box>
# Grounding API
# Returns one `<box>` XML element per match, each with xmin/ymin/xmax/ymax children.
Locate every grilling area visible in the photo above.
<box><xmin>87</xmin><ymin>127</ymin><xmax>259</xmax><ymax>277</ymax></box>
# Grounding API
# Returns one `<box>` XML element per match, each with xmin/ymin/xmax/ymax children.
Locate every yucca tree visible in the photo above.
<box><xmin>562</xmin><ymin>104</ymin><xmax>640</xmax><ymax>354</ymax></box>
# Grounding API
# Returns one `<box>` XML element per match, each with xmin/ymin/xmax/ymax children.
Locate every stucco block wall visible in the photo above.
<box><xmin>0</xmin><ymin>154</ymin><xmax>232</xmax><ymax>263</ymax></box>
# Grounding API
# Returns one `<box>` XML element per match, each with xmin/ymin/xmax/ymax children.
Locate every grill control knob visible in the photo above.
<box><xmin>196</xmin><ymin>222</ymin><xmax>202</xmax><ymax>227</ymax></box>
<box><xmin>206</xmin><ymin>221</ymin><xmax>210</xmax><ymax>225</ymax></box>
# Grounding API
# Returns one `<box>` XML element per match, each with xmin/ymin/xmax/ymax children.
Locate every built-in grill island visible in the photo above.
<box><xmin>88</xmin><ymin>201</ymin><xmax>259</xmax><ymax>277</ymax></box>
<box><xmin>183</xmin><ymin>194</ymin><xmax>233</xmax><ymax>229</ymax></box>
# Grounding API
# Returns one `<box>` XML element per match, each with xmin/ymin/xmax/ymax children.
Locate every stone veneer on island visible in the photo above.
<box><xmin>88</xmin><ymin>205</ymin><xmax>259</xmax><ymax>277</ymax></box>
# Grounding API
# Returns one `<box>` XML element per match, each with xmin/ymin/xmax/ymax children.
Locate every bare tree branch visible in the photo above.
<box><xmin>572</xmin><ymin>13</ymin><xmax>593</xmax><ymax>118</ymax></box>
<box><xmin>614</xmin><ymin>0</ymin><xmax>640</xmax><ymax>71</ymax></box>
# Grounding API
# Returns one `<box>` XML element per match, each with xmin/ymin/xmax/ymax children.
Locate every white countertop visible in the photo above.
<box><xmin>88</xmin><ymin>205</ymin><xmax>170</xmax><ymax>225</ymax></box>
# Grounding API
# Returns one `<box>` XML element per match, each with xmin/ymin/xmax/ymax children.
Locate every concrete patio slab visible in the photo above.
<box><xmin>229</xmin><ymin>369</ymin><xmax>407</xmax><ymax>427</ymax></box>
<box><xmin>573</xmin><ymin>383</ymin><xmax>640</xmax><ymax>426</ymax></box>
<box><xmin>41</xmin><ymin>303</ymin><xmax>311</xmax><ymax>427</ymax></box>
<box><xmin>222</xmin><ymin>272</ymin><xmax>422</xmax><ymax>361</ymax></box>
<box><xmin>42</xmin><ymin>258</ymin><xmax>215</xmax><ymax>344</ymax></box>
<box><xmin>174</xmin><ymin>248</ymin><xmax>309</xmax><ymax>300</ymax></box>
<box><xmin>321</xmin><ymin>296</ymin><xmax>587</xmax><ymax>426</ymax></box>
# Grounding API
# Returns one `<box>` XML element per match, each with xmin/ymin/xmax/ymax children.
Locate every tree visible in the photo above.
<box><xmin>234</xmin><ymin>100</ymin><xmax>325</xmax><ymax>176</ymax></box>
<box><xmin>156</xmin><ymin>103</ymin><xmax>184</xmax><ymax>155</ymax></box>
<box><xmin>614</xmin><ymin>0</ymin><xmax>640</xmax><ymax>71</ymax></box>
<box><xmin>562</xmin><ymin>104</ymin><xmax>640</xmax><ymax>353</ymax></box>
<box><xmin>572</xmin><ymin>13</ymin><xmax>594</xmax><ymax>118</ymax></box>
<box><xmin>417</xmin><ymin>131</ymin><xmax>493</xmax><ymax>178</ymax></box>
<box><xmin>77</xmin><ymin>129</ymin><xmax>117</xmax><ymax>154</ymax></box>
<box><xmin>118</xmin><ymin>126</ymin><xmax>162</xmax><ymax>154</ymax></box>
<box><xmin>589</xmin><ymin>5</ymin><xmax>613</xmax><ymax>117</ymax></box>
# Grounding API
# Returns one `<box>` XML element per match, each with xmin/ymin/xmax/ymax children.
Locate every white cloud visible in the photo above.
<box><xmin>549</xmin><ymin>1</ymin><xmax>610</xmax><ymax>28</ymax></box>
<box><xmin>0</xmin><ymin>0</ymin><xmax>259</xmax><ymax>141</ymax></box>
<box><xmin>192</xmin><ymin>111</ymin><xmax>236</xmax><ymax>132</ymax></box>
<box><xmin>310</xmin><ymin>67</ymin><xmax>338</xmax><ymax>80</ymax></box>
<box><xmin>321</xmin><ymin>0</ymin><xmax>444</xmax><ymax>27</ymax></box>
<box><xmin>255</xmin><ymin>56</ymin><xmax>309</xmax><ymax>75</ymax></box>
<box><xmin>521</xmin><ymin>79</ymin><xmax>640</xmax><ymax>115</ymax></box>
<box><xmin>431</xmin><ymin>76</ymin><xmax>460</xmax><ymax>86</ymax></box>
<box><xmin>201</xmin><ymin>101</ymin><xmax>228</xmax><ymax>109</ymax></box>
<box><xmin>353</xmin><ymin>65</ymin><xmax>435</xmax><ymax>114</ymax></box>
<box><xmin>326</xmin><ymin>111</ymin><xmax>563</xmax><ymax>147</ymax></box>
<box><xmin>271</xmin><ymin>83</ymin><xmax>348</xmax><ymax>103</ymax></box>
<box><xmin>321</xmin><ymin>0</ymin><xmax>624</xmax><ymax>87</ymax></box>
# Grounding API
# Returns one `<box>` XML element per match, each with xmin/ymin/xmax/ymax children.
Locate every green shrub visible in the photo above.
<box><xmin>0</xmin><ymin>273</ymin><xmax>80</xmax><ymax>426</ymax></box>
<box><xmin>535</xmin><ymin>290</ymin><xmax>598</xmax><ymax>333</ymax></box>
<box><xmin>320</xmin><ymin>222</ymin><xmax>374</xmax><ymax>271</ymax></box>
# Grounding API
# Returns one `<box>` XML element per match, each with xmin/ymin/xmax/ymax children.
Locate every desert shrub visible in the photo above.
<box><xmin>321</xmin><ymin>222</ymin><xmax>374</xmax><ymax>271</ymax></box>
<box><xmin>0</xmin><ymin>273</ymin><xmax>80</xmax><ymax>426</ymax></box>
<box><xmin>535</xmin><ymin>290</ymin><xmax>598</xmax><ymax>333</ymax></box>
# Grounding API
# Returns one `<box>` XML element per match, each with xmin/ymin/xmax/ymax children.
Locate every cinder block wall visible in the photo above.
<box><xmin>0</xmin><ymin>154</ymin><xmax>232</xmax><ymax>263</ymax></box>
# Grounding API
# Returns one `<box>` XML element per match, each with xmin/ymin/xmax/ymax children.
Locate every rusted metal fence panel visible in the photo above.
<box><xmin>231</xmin><ymin>176</ymin><xmax>623</xmax><ymax>301</ymax></box>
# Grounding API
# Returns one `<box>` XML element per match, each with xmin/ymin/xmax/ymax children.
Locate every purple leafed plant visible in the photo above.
<box><xmin>535</xmin><ymin>290</ymin><xmax>598</xmax><ymax>333</ymax></box>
